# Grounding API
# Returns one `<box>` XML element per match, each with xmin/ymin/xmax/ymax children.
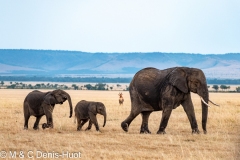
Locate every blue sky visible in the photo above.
<box><xmin>0</xmin><ymin>0</ymin><xmax>240</xmax><ymax>54</ymax></box>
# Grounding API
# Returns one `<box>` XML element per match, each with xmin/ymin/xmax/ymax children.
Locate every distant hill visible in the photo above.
<box><xmin>1</xmin><ymin>49</ymin><xmax>240</xmax><ymax>79</ymax></box>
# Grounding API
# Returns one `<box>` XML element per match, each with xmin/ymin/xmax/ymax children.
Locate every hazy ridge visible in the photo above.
<box><xmin>1</xmin><ymin>49</ymin><xmax>240</xmax><ymax>79</ymax></box>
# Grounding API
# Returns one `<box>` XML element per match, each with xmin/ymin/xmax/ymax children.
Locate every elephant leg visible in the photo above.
<box><xmin>42</xmin><ymin>116</ymin><xmax>53</xmax><ymax>129</ymax></box>
<box><xmin>157</xmin><ymin>97</ymin><xmax>174</xmax><ymax>134</ymax></box>
<box><xmin>121</xmin><ymin>92</ymin><xmax>142</xmax><ymax>132</ymax></box>
<box><xmin>77</xmin><ymin>119</ymin><xmax>88</xmax><ymax>131</ymax></box>
<box><xmin>89</xmin><ymin>113</ymin><xmax>100</xmax><ymax>131</ymax></box>
<box><xmin>121</xmin><ymin>109</ymin><xmax>141</xmax><ymax>132</ymax></box>
<box><xmin>157</xmin><ymin>108</ymin><xmax>172</xmax><ymax>134</ymax></box>
<box><xmin>23</xmin><ymin>102</ymin><xmax>30</xmax><ymax>130</ymax></box>
<box><xmin>181</xmin><ymin>95</ymin><xmax>199</xmax><ymax>134</ymax></box>
<box><xmin>33</xmin><ymin>116</ymin><xmax>42</xmax><ymax>130</ymax></box>
<box><xmin>24</xmin><ymin>114</ymin><xmax>30</xmax><ymax>130</ymax></box>
<box><xmin>43</xmin><ymin>105</ymin><xmax>54</xmax><ymax>129</ymax></box>
<box><xmin>48</xmin><ymin>117</ymin><xmax>53</xmax><ymax>128</ymax></box>
<box><xmin>85</xmin><ymin>120</ymin><xmax>93</xmax><ymax>131</ymax></box>
<box><xmin>140</xmin><ymin>111</ymin><xmax>152</xmax><ymax>134</ymax></box>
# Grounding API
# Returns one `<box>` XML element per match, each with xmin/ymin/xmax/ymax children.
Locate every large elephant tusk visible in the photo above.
<box><xmin>200</xmin><ymin>97</ymin><xmax>211</xmax><ymax>107</ymax></box>
<box><xmin>209</xmin><ymin>99</ymin><xmax>220</xmax><ymax>107</ymax></box>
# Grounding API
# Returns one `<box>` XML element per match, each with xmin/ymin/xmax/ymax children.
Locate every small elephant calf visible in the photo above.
<box><xmin>74</xmin><ymin>100</ymin><xmax>107</xmax><ymax>132</ymax></box>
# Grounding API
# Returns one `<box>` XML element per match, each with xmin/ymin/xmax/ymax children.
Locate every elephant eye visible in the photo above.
<box><xmin>194</xmin><ymin>81</ymin><xmax>199</xmax><ymax>86</ymax></box>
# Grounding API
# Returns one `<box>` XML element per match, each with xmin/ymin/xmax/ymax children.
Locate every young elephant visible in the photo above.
<box><xmin>74</xmin><ymin>100</ymin><xmax>107</xmax><ymax>132</ymax></box>
<box><xmin>24</xmin><ymin>89</ymin><xmax>73</xmax><ymax>130</ymax></box>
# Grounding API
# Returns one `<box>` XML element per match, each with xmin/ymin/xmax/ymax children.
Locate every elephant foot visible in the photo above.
<box><xmin>157</xmin><ymin>130</ymin><xmax>166</xmax><ymax>134</ymax></box>
<box><xmin>140</xmin><ymin>128</ymin><xmax>151</xmax><ymax>134</ymax></box>
<box><xmin>192</xmin><ymin>128</ymin><xmax>200</xmax><ymax>134</ymax></box>
<box><xmin>85</xmin><ymin>127</ymin><xmax>91</xmax><ymax>131</ymax></box>
<box><xmin>95</xmin><ymin>126</ymin><xmax>100</xmax><ymax>132</ymax></box>
<box><xmin>203</xmin><ymin>130</ymin><xmax>207</xmax><ymax>134</ymax></box>
<box><xmin>121</xmin><ymin>122</ymin><xmax>128</xmax><ymax>132</ymax></box>
<box><xmin>24</xmin><ymin>126</ymin><xmax>28</xmax><ymax>130</ymax></box>
<box><xmin>42</xmin><ymin>123</ymin><xmax>48</xmax><ymax>130</ymax></box>
<box><xmin>140</xmin><ymin>130</ymin><xmax>151</xmax><ymax>134</ymax></box>
<box><xmin>33</xmin><ymin>126</ymin><xmax>39</xmax><ymax>130</ymax></box>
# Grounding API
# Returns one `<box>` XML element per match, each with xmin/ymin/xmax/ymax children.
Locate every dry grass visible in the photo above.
<box><xmin>0</xmin><ymin>89</ymin><xmax>239</xmax><ymax>160</ymax></box>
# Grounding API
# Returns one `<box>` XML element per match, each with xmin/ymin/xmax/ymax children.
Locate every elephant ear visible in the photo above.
<box><xmin>97</xmin><ymin>102</ymin><xmax>104</xmax><ymax>112</ymax></box>
<box><xmin>44</xmin><ymin>92</ymin><xmax>56</xmax><ymax>105</ymax></box>
<box><xmin>89</xmin><ymin>103</ymin><xmax>97</xmax><ymax>115</ymax></box>
<box><xmin>169</xmin><ymin>68</ymin><xmax>188</xmax><ymax>93</ymax></box>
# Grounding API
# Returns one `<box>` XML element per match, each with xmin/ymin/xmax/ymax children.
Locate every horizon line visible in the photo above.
<box><xmin>0</xmin><ymin>48</ymin><xmax>239</xmax><ymax>55</ymax></box>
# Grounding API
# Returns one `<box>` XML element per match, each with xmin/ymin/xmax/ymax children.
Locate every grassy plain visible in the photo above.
<box><xmin>0</xmin><ymin>89</ymin><xmax>239</xmax><ymax>160</ymax></box>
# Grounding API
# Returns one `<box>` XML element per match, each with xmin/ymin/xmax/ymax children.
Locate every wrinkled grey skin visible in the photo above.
<box><xmin>74</xmin><ymin>100</ymin><xmax>107</xmax><ymax>132</ymax></box>
<box><xmin>121</xmin><ymin>67</ymin><xmax>210</xmax><ymax>134</ymax></box>
<box><xmin>23</xmin><ymin>89</ymin><xmax>73</xmax><ymax>130</ymax></box>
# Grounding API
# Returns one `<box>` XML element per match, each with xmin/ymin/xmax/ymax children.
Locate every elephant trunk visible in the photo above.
<box><xmin>65</xmin><ymin>92</ymin><xmax>73</xmax><ymax>118</ymax></box>
<box><xmin>199</xmin><ymin>86</ymin><xmax>209</xmax><ymax>134</ymax></box>
<box><xmin>103</xmin><ymin>112</ymin><xmax>107</xmax><ymax>127</ymax></box>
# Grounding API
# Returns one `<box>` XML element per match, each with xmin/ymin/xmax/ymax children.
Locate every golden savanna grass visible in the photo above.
<box><xmin>0</xmin><ymin>89</ymin><xmax>239</xmax><ymax>160</ymax></box>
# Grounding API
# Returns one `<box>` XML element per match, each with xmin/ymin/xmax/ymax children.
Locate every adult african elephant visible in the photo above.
<box><xmin>121</xmin><ymin>67</ymin><xmax>219</xmax><ymax>134</ymax></box>
<box><xmin>74</xmin><ymin>100</ymin><xmax>107</xmax><ymax>132</ymax></box>
<box><xmin>23</xmin><ymin>89</ymin><xmax>73</xmax><ymax>130</ymax></box>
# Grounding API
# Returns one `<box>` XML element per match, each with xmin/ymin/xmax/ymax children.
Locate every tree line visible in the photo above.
<box><xmin>209</xmin><ymin>85</ymin><xmax>240</xmax><ymax>92</ymax></box>
<box><xmin>0</xmin><ymin>81</ymin><xmax>129</xmax><ymax>91</ymax></box>
<box><xmin>0</xmin><ymin>81</ymin><xmax>239</xmax><ymax>92</ymax></box>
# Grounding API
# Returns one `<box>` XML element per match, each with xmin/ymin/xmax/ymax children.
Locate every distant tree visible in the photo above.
<box><xmin>95</xmin><ymin>83</ymin><xmax>106</xmax><ymax>90</ymax></box>
<box><xmin>54</xmin><ymin>84</ymin><xmax>58</xmax><ymax>88</ymax></box>
<box><xmin>72</xmin><ymin>84</ymin><xmax>79</xmax><ymax>90</ymax></box>
<box><xmin>10</xmin><ymin>82</ymin><xmax>12</xmax><ymax>84</ymax></box>
<box><xmin>220</xmin><ymin>85</ymin><xmax>230</xmax><ymax>91</ymax></box>
<box><xmin>236</xmin><ymin>87</ymin><xmax>240</xmax><ymax>92</ymax></box>
<box><xmin>212</xmin><ymin>85</ymin><xmax>219</xmax><ymax>91</ymax></box>
<box><xmin>110</xmin><ymin>86</ymin><xmax>113</xmax><ymax>90</ymax></box>
<box><xmin>7</xmin><ymin>84</ymin><xmax>16</xmax><ymax>89</ymax></box>
<box><xmin>220</xmin><ymin>85</ymin><xmax>227</xmax><ymax>91</ymax></box>
<box><xmin>34</xmin><ymin>84</ymin><xmax>41</xmax><ymax>89</ymax></box>
<box><xmin>28</xmin><ymin>84</ymin><xmax>33</xmax><ymax>89</ymax></box>
<box><xmin>85</xmin><ymin>84</ymin><xmax>94</xmax><ymax>90</ymax></box>
<box><xmin>227</xmin><ymin>86</ymin><xmax>230</xmax><ymax>91</ymax></box>
<box><xmin>0</xmin><ymin>81</ymin><xmax>4</xmax><ymax>86</ymax></box>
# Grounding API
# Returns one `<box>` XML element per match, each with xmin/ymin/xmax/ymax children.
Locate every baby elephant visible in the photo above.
<box><xmin>74</xmin><ymin>100</ymin><xmax>107</xmax><ymax>132</ymax></box>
